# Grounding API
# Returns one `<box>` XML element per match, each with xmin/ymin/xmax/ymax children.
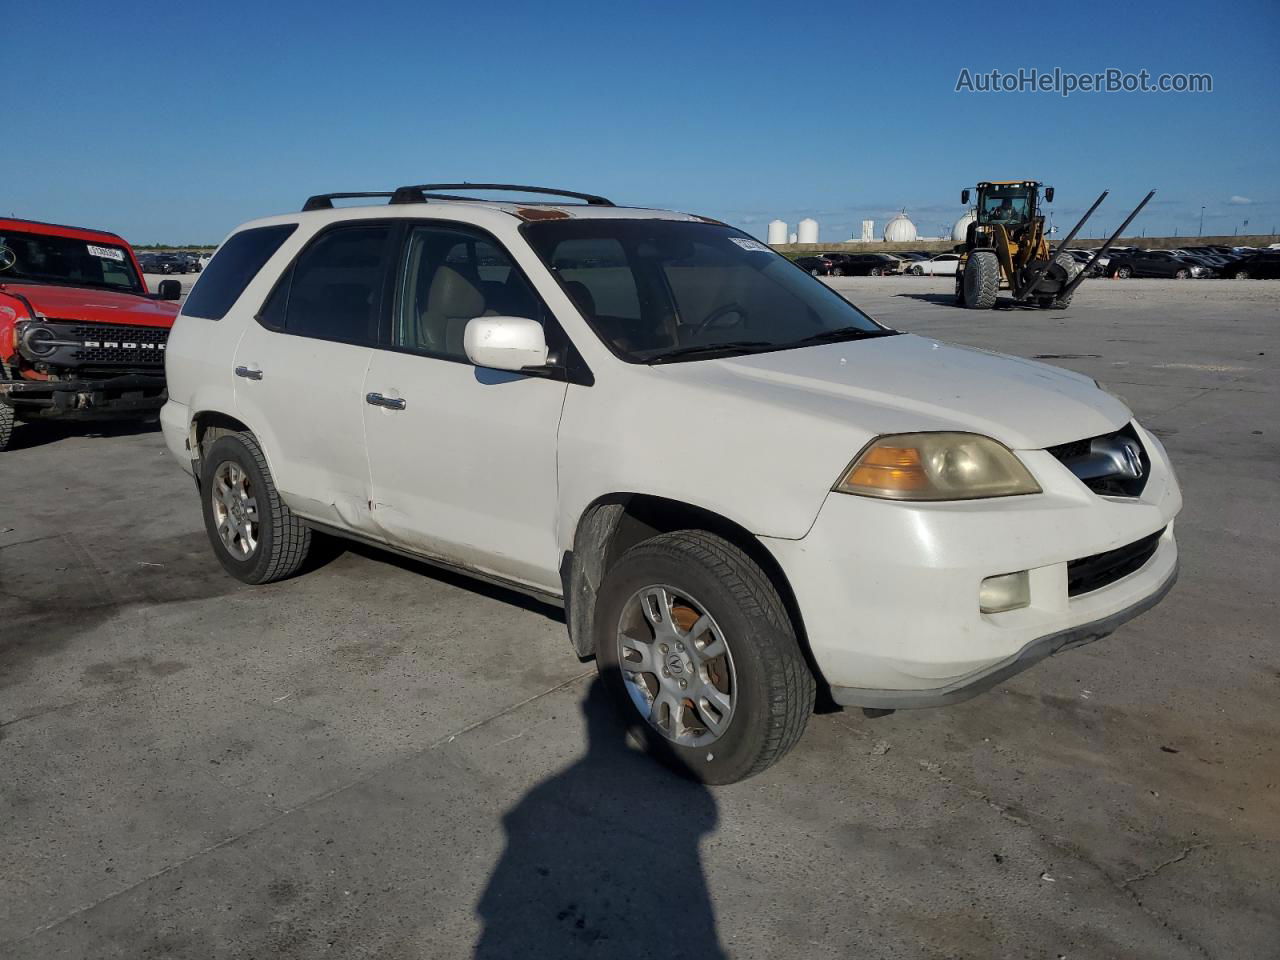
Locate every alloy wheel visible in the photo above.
<box><xmin>616</xmin><ymin>584</ymin><xmax>737</xmax><ymax>748</ymax></box>
<box><xmin>210</xmin><ymin>460</ymin><xmax>260</xmax><ymax>559</ymax></box>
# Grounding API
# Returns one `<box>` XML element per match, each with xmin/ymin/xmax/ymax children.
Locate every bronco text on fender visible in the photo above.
<box><xmin>0</xmin><ymin>217</ymin><xmax>181</xmax><ymax>451</ymax></box>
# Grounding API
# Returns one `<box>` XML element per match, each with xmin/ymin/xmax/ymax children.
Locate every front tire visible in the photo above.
<box><xmin>962</xmin><ymin>250</ymin><xmax>999</xmax><ymax>309</ymax></box>
<box><xmin>1233</xmin><ymin>270</ymin><xmax>1250</xmax><ymax>280</ymax></box>
<box><xmin>1048</xmin><ymin>251</ymin><xmax>1081</xmax><ymax>308</ymax></box>
<box><xmin>1114</xmin><ymin>265</ymin><xmax>1132</xmax><ymax>279</ymax></box>
<box><xmin>200</xmin><ymin>432</ymin><xmax>312</xmax><ymax>584</ymax></box>
<box><xmin>594</xmin><ymin>530</ymin><xmax>814</xmax><ymax>784</ymax></box>
<box><xmin>1175</xmin><ymin>268</ymin><xmax>1190</xmax><ymax>280</ymax></box>
<box><xmin>0</xmin><ymin>402</ymin><xmax>13</xmax><ymax>452</ymax></box>
<box><xmin>869</xmin><ymin>267</ymin><xmax>882</xmax><ymax>277</ymax></box>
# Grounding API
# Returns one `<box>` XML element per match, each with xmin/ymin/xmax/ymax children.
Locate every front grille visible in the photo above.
<box><xmin>53</xmin><ymin>321</ymin><xmax>168</xmax><ymax>367</ymax></box>
<box><xmin>1047</xmin><ymin>424</ymin><xmax>1150</xmax><ymax>497</ymax></box>
<box><xmin>1067</xmin><ymin>528</ymin><xmax>1164</xmax><ymax>597</ymax></box>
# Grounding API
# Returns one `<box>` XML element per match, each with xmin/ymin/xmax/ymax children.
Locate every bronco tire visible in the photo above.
<box><xmin>594</xmin><ymin>530</ymin><xmax>814</xmax><ymax>784</ymax></box>
<box><xmin>962</xmin><ymin>250</ymin><xmax>999</xmax><ymax>309</ymax></box>
<box><xmin>0</xmin><ymin>401</ymin><xmax>13</xmax><ymax>452</ymax></box>
<box><xmin>201</xmin><ymin>432</ymin><xmax>312</xmax><ymax>584</ymax></box>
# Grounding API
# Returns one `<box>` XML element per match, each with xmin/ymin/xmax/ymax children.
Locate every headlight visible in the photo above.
<box><xmin>835</xmin><ymin>432</ymin><xmax>1041</xmax><ymax>501</ymax></box>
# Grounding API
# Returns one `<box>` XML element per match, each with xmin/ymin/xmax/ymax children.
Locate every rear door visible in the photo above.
<box><xmin>361</xmin><ymin>222</ymin><xmax>569</xmax><ymax>592</ymax></box>
<box><xmin>233</xmin><ymin>221</ymin><xmax>397</xmax><ymax>533</ymax></box>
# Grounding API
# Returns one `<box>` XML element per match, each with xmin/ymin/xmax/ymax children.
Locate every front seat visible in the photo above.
<box><xmin>416</xmin><ymin>265</ymin><xmax>491</xmax><ymax>357</ymax></box>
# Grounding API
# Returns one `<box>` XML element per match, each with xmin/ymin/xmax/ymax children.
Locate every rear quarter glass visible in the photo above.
<box><xmin>183</xmin><ymin>224</ymin><xmax>298</xmax><ymax>320</ymax></box>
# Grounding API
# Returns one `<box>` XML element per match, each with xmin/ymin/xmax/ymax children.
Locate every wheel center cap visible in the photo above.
<box><xmin>666</xmin><ymin>655</ymin><xmax>685</xmax><ymax>676</ymax></box>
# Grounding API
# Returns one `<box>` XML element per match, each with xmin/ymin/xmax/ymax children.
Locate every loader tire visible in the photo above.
<box><xmin>1048</xmin><ymin>251</ymin><xmax>1081</xmax><ymax>309</ymax></box>
<box><xmin>963</xmin><ymin>250</ymin><xmax>999</xmax><ymax>309</ymax></box>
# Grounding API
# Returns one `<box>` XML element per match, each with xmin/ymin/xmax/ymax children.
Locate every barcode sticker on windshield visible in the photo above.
<box><xmin>86</xmin><ymin>244</ymin><xmax>124</xmax><ymax>262</ymax></box>
<box><xmin>728</xmin><ymin>237</ymin><xmax>770</xmax><ymax>253</ymax></box>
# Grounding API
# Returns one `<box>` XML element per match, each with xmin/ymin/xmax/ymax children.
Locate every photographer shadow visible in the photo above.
<box><xmin>475</xmin><ymin>674</ymin><xmax>726</xmax><ymax>959</ymax></box>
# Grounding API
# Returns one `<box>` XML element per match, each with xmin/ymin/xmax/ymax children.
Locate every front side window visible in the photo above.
<box><xmin>0</xmin><ymin>229</ymin><xmax>142</xmax><ymax>294</ymax></box>
<box><xmin>280</xmin><ymin>223</ymin><xmax>394</xmax><ymax>345</ymax></box>
<box><xmin>523</xmin><ymin>220</ymin><xmax>891</xmax><ymax>363</ymax></box>
<box><xmin>395</xmin><ymin>224</ymin><xmax>548</xmax><ymax>361</ymax></box>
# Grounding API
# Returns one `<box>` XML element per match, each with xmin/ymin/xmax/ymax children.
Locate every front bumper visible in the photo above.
<box><xmin>761</xmin><ymin>421</ymin><xmax>1182</xmax><ymax>706</ymax></box>
<box><xmin>0</xmin><ymin>374</ymin><xmax>167</xmax><ymax>420</ymax></box>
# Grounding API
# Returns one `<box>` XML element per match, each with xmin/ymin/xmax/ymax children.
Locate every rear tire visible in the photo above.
<box><xmin>594</xmin><ymin>530</ymin><xmax>814</xmax><ymax>785</ymax></box>
<box><xmin>1233</xmin><ymin>270</ymin><xmax>1250</xmax><ymax>280</ymax></box>
<box><xmin>200</xmin><ymin>432</ymin><xmax>312</xmax><ymax>584</ymax></box>
<box><xmin>869</xmin><ymin>267</ymin><xmax>882</xmax><ymax>277</ymax></box>
<box><xmin>962</xmin><ymin>250</ymin><xmax>999</xmax><ymax>309</ymax></box>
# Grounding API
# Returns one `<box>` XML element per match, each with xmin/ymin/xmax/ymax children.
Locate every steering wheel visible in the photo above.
<box><xmin>0</xmin><ymin>245</ymin><xmax>15</xmax><ymax>272</ymax></box>
<box><xmin>693</xmin><ymin>301</ymin><xmax>749</xmax><ymax>335</ymax></box>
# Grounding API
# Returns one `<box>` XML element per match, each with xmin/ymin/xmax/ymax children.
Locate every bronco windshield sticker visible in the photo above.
<box><xmin>86</xmin><ymin>244</ymin><xmax>125</xmax><ymax>262</ymax></box>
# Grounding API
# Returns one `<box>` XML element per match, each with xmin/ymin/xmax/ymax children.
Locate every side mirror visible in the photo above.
<box><xmin>960</xmin><ymin>189</ymin><xmax>970</xmax><ymax>205</ymax></box>
<box><xmin>157</xmin><ymin>279</ymin><xmax>182</xmax><ymax>300</ymax></box>
<box><xmin>1044</xmin><ymin>186</ymin><xmax>1055</xmax><ymax>202</ymax></box>
<box><xmin>463</xmin><ymin>316</ymin><xmax>548</xmax><ymax>372</ymax></box>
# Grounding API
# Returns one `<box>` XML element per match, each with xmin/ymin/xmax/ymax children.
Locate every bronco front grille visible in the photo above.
<box><xmin>51</xmin><ymin>321</ymin><xmax>169</xmax><ymax>367</ymax></box>
<box><xmin>1067</xmin><ymin>528</ymin><xmax>1165</xmax><ymax>597</ymax></box>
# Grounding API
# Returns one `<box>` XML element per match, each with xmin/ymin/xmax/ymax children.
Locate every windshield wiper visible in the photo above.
<box><xmin>646</xmin><ymin>340</ymin><xmax>775</xmax><ymax>364</ymax></box>
<box><xmin>787</xmin><ymin>327</ymin><xmax>898</xmax><ymax>347</ymax></box>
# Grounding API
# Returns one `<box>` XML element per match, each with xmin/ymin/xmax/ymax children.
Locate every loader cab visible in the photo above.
<box><xmin>973</xmin><ymin>181</ymin><xmax>1040</xmax><ymax>227</ymax></box>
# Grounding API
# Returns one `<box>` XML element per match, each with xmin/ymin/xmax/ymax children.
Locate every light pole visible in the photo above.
<box><xmin>1199</xmin><ymin>205</ymin><xmax>1205</xmax><ymax>237</ymax></box>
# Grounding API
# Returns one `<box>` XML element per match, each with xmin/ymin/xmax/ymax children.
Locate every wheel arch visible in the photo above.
<box><xmin>190</xmin><ymin>409</ymin><xmax>255</xmax><ymax>486</ymax></box>
<box><xmin>561</xmin><ymin>493</ymin><xmax>828</xmax><ymax>695</ymax></box>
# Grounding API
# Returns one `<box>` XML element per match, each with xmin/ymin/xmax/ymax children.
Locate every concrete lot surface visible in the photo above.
<box><xmin>2</xmin><ymin>277</ymin><xmax>1277</xmax><ymax>958</ymax></box>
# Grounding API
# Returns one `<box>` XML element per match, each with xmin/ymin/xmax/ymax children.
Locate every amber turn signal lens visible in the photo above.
<box><xmin>845</xmin><ymin>445</ymin><xmax>928</xmax><ymax>491</ymax></box>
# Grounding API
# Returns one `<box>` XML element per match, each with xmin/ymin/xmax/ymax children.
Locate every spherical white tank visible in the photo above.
<box><xmin>767</xmin><ymin>220</ymin><xmax>788</xmax><ymax>245</ymax></box>
<box><xmin>951</xmin><ymin>210</ymin><xmax>977</xmax><ymax>242</ymax></box>
<box><xmin>883</xmin><ymin>213</ymin><xmax>918</xmax><ymax>243</ymax></box>
<box><xmin>797</xmin><ymin>218</ymin><xmax>819</xmax><ymax>244</ymax></box>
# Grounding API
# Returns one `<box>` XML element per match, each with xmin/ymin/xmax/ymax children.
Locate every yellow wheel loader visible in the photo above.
<box><xmin>955</xmin><ymin>181</ymin><xmax>1154</xmax><ymax>309</ymax></box>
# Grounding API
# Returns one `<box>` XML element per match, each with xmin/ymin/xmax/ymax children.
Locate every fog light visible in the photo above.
<box><xmin>980</xmin><ymin>571</ymin><xmax>1030</xmax><ymax>614</ymax></box>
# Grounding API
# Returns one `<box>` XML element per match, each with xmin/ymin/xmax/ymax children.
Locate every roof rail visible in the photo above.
<box><xmin>389</xmin><ymin>183</ymin><xmax>614</xmax><ymax>206</ymax></box>
<box><xmin>302</xmin><ymin>192</ymin><xmax>395</xmax><ymax>212</ymax></box>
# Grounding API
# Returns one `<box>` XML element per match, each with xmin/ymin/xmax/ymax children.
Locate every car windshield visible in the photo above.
<box><xmin>522</xmin><ymin>220</ymin><xmax>892</xmax><ymax>362</ymax></box>
<box><xmin>0</xmin><ymin>229</ymin><xmax>142</xmax><ymax>294</ymax></box>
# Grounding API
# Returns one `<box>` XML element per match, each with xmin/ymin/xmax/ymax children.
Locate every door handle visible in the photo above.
<box><xmin>365</xmin><ymin>392</ymin><xmax>406</xmax><ymax>411</ymax></box>
<box><xmin>235</xmin><ymin>365</ymin><xmax>263</xmax><ymax>380</ymax></box>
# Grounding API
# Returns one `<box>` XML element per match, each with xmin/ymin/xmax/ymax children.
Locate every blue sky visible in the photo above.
<box><xmin>9</xmin><ymin>0</ymin><xmax>1278</xmax><ymax>244</ymax></box>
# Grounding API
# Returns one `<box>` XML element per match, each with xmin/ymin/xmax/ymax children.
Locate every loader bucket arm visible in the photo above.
<box><xmin>1058</xmin><ymin>190</ymin><xmax>1157</xmax><ymax>302</ymax></box>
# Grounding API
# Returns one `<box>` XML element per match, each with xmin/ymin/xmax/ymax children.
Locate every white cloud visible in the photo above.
<box><xmin>1228</xmin><ymin>195</ymin><xmax>1253</xmax><ymax>205</ymax></box>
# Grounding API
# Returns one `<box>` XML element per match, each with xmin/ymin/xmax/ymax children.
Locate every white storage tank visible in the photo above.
<box><xmin>951</xmin><ymin>210</ymin><xmax>977</xmax><ymax>242</ymax></box>
<box><xmin>797</xmin><ymin>218</ymin><xmax>819</xmax><ymax>244</ymax></box>
<box><xmin>883</xmin><ymin>212</ymin><xmax>918</xmax><ymax>243</ymax></box>
<box><xmin>860</xmin><ymin>219</ymin><xmax>874</xmax><ymax>242</ymax></box>
<box><xmin>789</xmin><ymin>232</ymin><xmax>798</xmax><ymax>244</ymax></box>
<box><xmin>767</xmin><ymin>220</ymin><xmax>788</xmax><ymax>245</ymax></box>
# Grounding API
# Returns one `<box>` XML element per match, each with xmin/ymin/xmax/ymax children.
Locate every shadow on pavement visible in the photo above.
<box><xmin>474</xmin><ymin>675</ymin><xmax>726</xmax><ymax>959</ymax></box>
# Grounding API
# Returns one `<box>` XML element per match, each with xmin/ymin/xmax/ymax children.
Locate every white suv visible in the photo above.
<box><xmin>162</xmin><ymin>183</ymin><xmax>1181</xmax><ymax>783</ymax></box>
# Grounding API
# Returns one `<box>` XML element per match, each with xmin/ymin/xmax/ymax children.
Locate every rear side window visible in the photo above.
<box><xmin>182</xmin><ymin>224</ymin><xmax>297</xmax><ymax>320</ymax></box>
<box><xmin>281</xmin><ymin>223</ymin><xmax>395</xmax><ymax>345</ymax></box>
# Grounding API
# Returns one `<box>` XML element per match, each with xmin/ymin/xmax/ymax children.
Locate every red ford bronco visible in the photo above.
<box><xmin>0</xmin><ymin>217</ymin><xmax>181</xmax><ymax>451</ymax></box>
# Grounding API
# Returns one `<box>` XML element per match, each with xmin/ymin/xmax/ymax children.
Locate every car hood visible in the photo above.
<box><xmin>0</xmin><ymin>283</ymin><xmax>178</xmax><ymax>328</ymax></box>
<box><xmin>660</xmin><ymin>334</ymin><xmax>1130</xmax><ymax>450</ymax></box>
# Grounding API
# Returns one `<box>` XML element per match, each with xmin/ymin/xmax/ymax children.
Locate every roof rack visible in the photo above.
<box><xmin>388</xmin><ymin>183</ymin><xmax>614</xmax><ymax>206</ymax></box>
<box><xmin>301</xmin><ymin>192</ymin><xmax>396</xmax><ymax>212</ymax></box>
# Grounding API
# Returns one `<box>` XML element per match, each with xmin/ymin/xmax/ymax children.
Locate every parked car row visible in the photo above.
<box><xmin>799</xmin><ymin>245</ymin><xmax>1280</xmax><ymax>281</ymax></box>
<box><xmin>136</xmin><ymin>251</ymin><xmax>206</xmax><ymax>274</ymax></box>
<box><xmin>1069</xmin><ymin>245</ymin><xmax>1279</xmax><ymax>280</ymax></box>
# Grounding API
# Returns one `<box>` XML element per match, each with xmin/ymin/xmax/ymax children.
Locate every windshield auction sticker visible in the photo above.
<box><xmin>86</xmin><ymin>244</ymin><xmax>125</xmax><ymax>262</ymax></box>
<box><xmin>728</xmin><ymin>237</ymin><xmax>770</xmax><ymax>253</ymax></box>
